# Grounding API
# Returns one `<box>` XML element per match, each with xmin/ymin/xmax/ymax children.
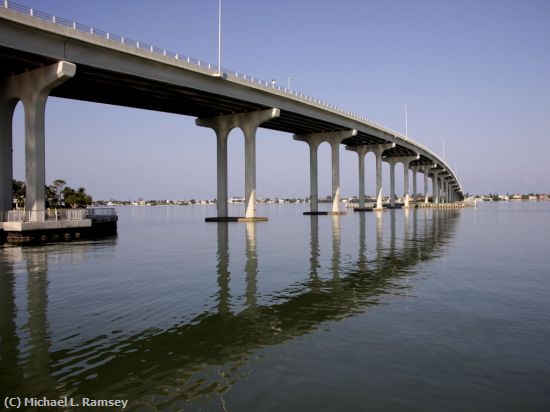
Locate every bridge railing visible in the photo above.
<box><xmin>1</xmin><ymin>1</ymin><xmax>403</xmax><ymax>134</ymax></box>
<box><xmin>1</xmin><ymin>0</ymin><xmax>461</xmax><ymax>192</ymax></box>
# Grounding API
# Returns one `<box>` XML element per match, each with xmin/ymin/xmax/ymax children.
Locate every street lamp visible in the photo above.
<box><xmin>287</xmin><ymin>76</ymin><xmax>292</xmax><ymax>90</ymax></box>
<box><xmin>217</xmin><ymin>0</ymin><xmax>221</xmax><ymax>76</ymax></box>
<box><xmin>404</xmin><ymin>104</ymin><xmax>408</xmax><ymax>139</ymax></box>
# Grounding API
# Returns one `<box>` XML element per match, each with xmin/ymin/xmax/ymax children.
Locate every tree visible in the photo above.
<box><xmin>12</xmin><ymin>180</ymin><xmax>25</xmax><ymax>209</ymax></box>
<box><xmin>49</xmin><ymin>179</ymin><xmax>67</xmax><ymax>207</ymax></box>
<box><xmin>63</xmin><ymin>186</ymin><xmax>92</xmax><ymax>208</ymax></box>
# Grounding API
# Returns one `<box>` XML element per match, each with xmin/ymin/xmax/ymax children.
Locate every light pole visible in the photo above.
<box><xmin>217</xmin><ymin>0</ymin><xmax>221</xmax><ymax>76</ymax></box>
<box><xmin>404</xmin><ymin>104</ymin><xmax>408</xmax><ymax>139</ymax></box>
<box><xmin>287</xmin><ymin>77</ymin><xmax>292</xmax><ymax>90</ymax></box>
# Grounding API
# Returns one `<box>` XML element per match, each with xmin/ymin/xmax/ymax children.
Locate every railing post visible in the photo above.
<box><xmin>4</xmin><ymin>0</ymin><xmax>8</xmax><ymax>10</ymax></box>
<box><xmin>29</xmin><ymin>8</ymin><xmax>33</xmax><ymax>16</ymax></box>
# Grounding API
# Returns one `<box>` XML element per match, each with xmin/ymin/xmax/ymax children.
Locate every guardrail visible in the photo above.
<box><xmin>1</xmin><ymin>0</ymin><xmax>461</xmax><ymax>192</ymax></box>
<box><xmin>1</xmin><ymin>1</ymin><xmax>403</xmax><ymax>135</ymax></box>
<box><xmin>3</xmin><ymin>207</ymin><xmax>115</xmax><ymax>222</ymax></box>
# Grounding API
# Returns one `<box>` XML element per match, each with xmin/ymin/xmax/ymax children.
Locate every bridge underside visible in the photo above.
<box><xmin>0</xmin><ymin>45</ymin><xmax>393</xmax><ymax>147</ymax></box>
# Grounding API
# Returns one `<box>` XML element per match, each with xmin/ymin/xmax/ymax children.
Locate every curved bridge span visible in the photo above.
<box><xmin>0</xmin><ymin>2</ymin><xmax>464</xmax><ymax>222</ymax></box>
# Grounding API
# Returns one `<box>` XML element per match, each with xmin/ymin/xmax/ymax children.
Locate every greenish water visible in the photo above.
<box><xmin>1</xmin><ymin>202</ymin><xmax>549</xmax><ymax>411</ymax></box>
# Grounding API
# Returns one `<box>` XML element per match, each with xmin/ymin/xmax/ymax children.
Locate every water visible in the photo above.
<box><xmin>1</xmin><ymin>202</ymin><xmax>549</xmax><ymax>411</ymax></box>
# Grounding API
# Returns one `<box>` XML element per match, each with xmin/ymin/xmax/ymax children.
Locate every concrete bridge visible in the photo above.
<box><xmin>0</xmin><ymin>1</ymin><xmax>464</xmax><ymax>223</ymax></box>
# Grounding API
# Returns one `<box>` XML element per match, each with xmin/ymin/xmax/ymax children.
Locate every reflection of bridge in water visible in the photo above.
<box><xmin>0</xmin><ymin>210</ymin><xmax>460</xmax><ymax>406</ymax></box>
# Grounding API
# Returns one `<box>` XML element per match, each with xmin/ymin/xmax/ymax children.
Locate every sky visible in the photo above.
<box><xmin>8</xmin><ymin>0</ymin><xmax>550</xmax><ymax>199</ymax></box>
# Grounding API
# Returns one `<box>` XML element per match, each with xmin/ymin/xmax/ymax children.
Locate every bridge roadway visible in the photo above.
<box><xmin>0</xmin><ymin>2</ymin><xmax>464</xmax><ymax>223</ymax></box>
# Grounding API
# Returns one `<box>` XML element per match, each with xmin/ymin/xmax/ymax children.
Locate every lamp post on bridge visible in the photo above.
<box><xmin>404</xmin><ymin>104</ymin><xmax>408</xmax><ymax>140</ymax></box>
<box><xmin>217</xmin><ymin>0</ymin><xmax>222</xmax><ymax>76</ymax></box>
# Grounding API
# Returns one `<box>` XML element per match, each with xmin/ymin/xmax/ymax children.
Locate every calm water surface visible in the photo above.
<box><xmin>1</xmin><ymin>202</ymin><xmax>549</xmax><ymax>411</ymax></box>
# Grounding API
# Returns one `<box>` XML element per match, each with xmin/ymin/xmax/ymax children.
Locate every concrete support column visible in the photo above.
<box><xmin>385</xmin><ymin>158</ymin><xmax>397</xmax><ymax>207</ymax></box>
<box><xmin>398</xmin><ymin>155</ymin><xmax>419</xmax><ymax>207</ymax></box>
<box><xmin>420</xmin><ymin>165</ymin><xmax>433</xmax><ymax>204</ymax></box>
<box><xmin>197</xmin><ymin>108</ymin><xmax>280</xmax><ymax>219</ymax></box>
<box><xmin>329</xmin><ymin>140</ymin><xmax>341</xmax><ymax>213</ymax></box>
<box><xmin>345</xmin><ymin>145</ymin><xmax>369</xmax><ymax>208</ymax></box>
<box><xmin>411</xmin><ymin>166</ymin><xmax>418</xmax><ymax>204</ymax></box>
<box><xmin>0</xmin><ymin>61</ymin><xmax>76</xmax><ymax>221</ymax></box>
<box><xmin>0</xmin><ymin>99</ymin><xmax>17</xmax><ymax>217</ymax></box>
<box><xmin>439</xmin><ymin>175</ymin><xmax>448</xmax><ymax>203</ymax></box>
<box><xmin>431</xmin><ymin>169</ymin><xmax>441</xmax><ymax>204</ymax></box>
<box><xmin>295</xmin><ymin>129</ymin><xmax>356</xmax><ymax>214</ymax></box>
<box><xmin>359</xmin><ymin>142</ymin><xmax>395</xmax><ymax>210</ymax></box>
<box><xmin>306</xmin><ymin>138</ymin><xmax>322</xmax><ymax>212</ymax></box>
<box><xmin>375</xmin><ymin>150</ymin><xmax>384</xmax><ymax>209</ymax></box>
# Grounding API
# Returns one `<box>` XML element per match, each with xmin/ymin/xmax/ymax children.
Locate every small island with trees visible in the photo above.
<box><xmin>3</xmin><ymin>179</ymin><xmax>116</xmax><ymax>245</ymax></box>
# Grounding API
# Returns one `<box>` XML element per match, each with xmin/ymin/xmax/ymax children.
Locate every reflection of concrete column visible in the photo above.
<box><xmin>375</xmin><ymin>210</ymin><xmax>384</xmax><ymax>270</ymax></box>
<box><xmin>244</xmin><ymin>222</ymin><xmax>257</xmax><ymax>310</ymax></box>
<box><xmin>404</xmin><ymin>207</ymin><xmax>410</xmax><ymax>252</ymax></box>
<box><xmin>216</xmin><ymin>222</ymin><xmax>231</xmax><ymax>314</ymax></box>
<box><xmin>22</xmin><ymin>248</ymin><xmax>54</xmax><ymax>391</ymax></box>
<box><xmin>309</xmin><ymin>215</ymin><xmax>320</xmax><ymax>291</ymax></box>
<box><xmin>197</xmin><ymin>108</ymin><xmax>280</xmax><ymax>219</ymax></box>
<box><xmin>389</xmin><ymin>209</ymin><xmax>396</xmax><ymax>254</ymax></box>
<box><xmin>331</xmin><ymin>215</ymin><xmax>341</xmax><ymax>279</ymax></box>
<box><xmin>358</xmin><ymin>212</ymin><xmax>367</xmax><ymax>272</ymax></box>
<box><xmin>0</xmin><ymin>257</ymin><xmax>20</xmax><ymax>392</ymax></box>
<box><xmin>1</xmin><ymin>62</ymin><xmax>76</xmax><ymax>221</ymax></box>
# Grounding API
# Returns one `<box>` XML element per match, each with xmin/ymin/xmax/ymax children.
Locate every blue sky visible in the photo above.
<box><xmin>9</xmin><ymin>0</ymin><xmax>550</xmax><ymax>199</ymax></box>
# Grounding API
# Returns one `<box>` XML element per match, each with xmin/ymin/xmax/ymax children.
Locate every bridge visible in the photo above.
<box><xmin>0</xmin><ymin>1</ymin><xmax>464</xmax><ymax>224</ymax></box>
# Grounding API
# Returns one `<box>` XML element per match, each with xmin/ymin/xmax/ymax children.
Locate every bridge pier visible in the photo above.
<box><xmin>430</xmin><ymin>168</ymin><xmax>443</xmax><ymax>204</ymax></box>
<box><xmin>294</xmin><ymin>129</ymin><xmax>356</xmax><ymax>214</ymax></box>
<box><xmin>197</xmin><ymin>108</ymin><xmax>280</xmax><ymax>221</ymax></box>
<box><xmin>345</xmin><ymin>145</ymin><xmax>369</xmax><ymax>209</ymax></box>
<box><xmin>420</xmin><ymin>165</ymin><xmax>434</xmax><ymax>204</ymax></box>
<box><xmin>411</xmin><ymin>165</ymin><xmax>419</xmax><ymax>204</ymax></box>
<box><xmin>395</xmin><ymin>155</ymin><xmax>419</xmax><ymax>207</ymax></box>
<box><xmin>384</xmin><ymin>158</ymin><xmax>397</xmax><ymax>208</ymax></box>
<box><xmin>0</xmin><ymin>61</ymin><xmax>76</xmax><ymax>221</ymax></box>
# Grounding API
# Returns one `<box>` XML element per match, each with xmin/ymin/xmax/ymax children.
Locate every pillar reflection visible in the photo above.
<box><xmin>309</xmin><ymin>215</ymin><xmax>321</xmax><ymax>291</ymax></box>
<box><xmin>331</xmin><ymin>215</ymin><xmax>341</xmax><ymax>280</ymax></box>
<box><xmin>244</xmin><ymin>222</ymin><xmax>257</xmax><ymax>310</ymax></box>
<box><xmin>358</xmin><ymin>212</ymin><xmax>367</xmax><ymax>272</ymax></box>
<box><xmin>0</xmin><ymin>251</ymin><xmax>20</xmax><ymax>393</ymax></box>
<box><xmin>216</xmin><ymin>222</ymin><xmax>231</xmax><ymax>315</ymax></box>
<box><xmin>21</xmin><ymin>248</ymin><xmax>54</xmax><ymax>393</ymax></box>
